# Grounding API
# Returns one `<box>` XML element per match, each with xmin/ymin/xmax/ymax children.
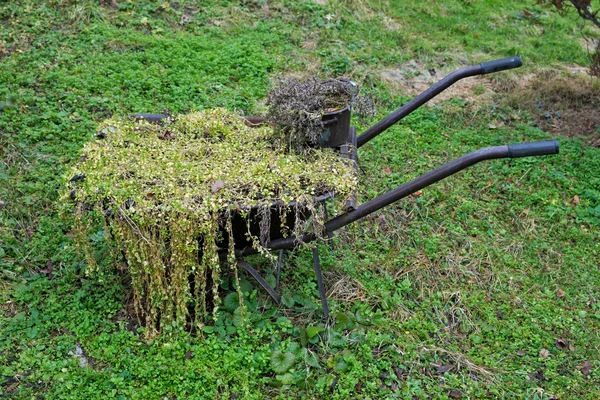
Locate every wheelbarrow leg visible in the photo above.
<box><xmin>237</xmin><ymin>259</ymin><xmax>281</xmax><ymax>305</ymax></box>
<box><xmin>275</xmin><ymin>249</ymin><xmax>283</xmax><ymax>292</ymax></box>
<box><xmin>313</xmin><ymin>246</ymin><xmax>330</xmax><ymax>319</ymax></box>
<box><xmin>321</xmin><ymin>201</ymin><xmax>334</xmax><ymax>250</ymax></box>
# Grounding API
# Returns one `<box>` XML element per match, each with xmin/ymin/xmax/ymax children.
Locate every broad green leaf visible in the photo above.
<box><xmin>298</xmin><ymin>327</ymin><xmax>308</xmax><ymax>347</ymax></box>
<box><xmin>328</xmin><ymin>331</ymin><xmax>347</xmax><ymax>347</ymax></box>
<box><xmin>287</xmin><ymin>342</ymin><xmax>302</xmax><ymax>357</ymax></box>
<box><xmin>305</xmin><ymin>351</ymin><xmax>319</xmax><ymax>368</ymax></box>
<box><xmin>276</xmin><ymin>373</ymin><xmax>294</xmax><ymax>385</ymax></box>
<box><xmin>13</xmin><ymin>312</ymin><xmax>25</xmax><ymax>321</ymax></box>
<box><xmin>232</xmin><ymin>307</ymin><xmax>244</xmax><ymax>327</ymax></box>
<box><xmin>308</xmin><ymin>334</ymin><xmax>320</xmax><ymax>345</ymax></box>
<box><xmin>238</xmin><ymin>278</ymin><xmax>254</xmax><ymax>294</ymax></box>
<box><xmin>371</xmin><ymin>311</ymin><xmax>386</xmax><ymax>326</ymax></box>
<box><xmin>223</xmin><ymin>292</ymin><xmax>239</xmax><ymax>313</ymax></box>
<box><xmin>26</xmin><ymin>327</ymin><xmax>38</xmax><ymax>339</ymax></box>
<box><xmin>306</xmin><ymin>326</ymin><xmax>325</xmax><ymax>338</ymax></box>
<box><xmin>270</xmin><ymin>351</ymin><xmax>296</xmax><ymax>374</ymax></box>
<box><xmin>355</xmin><ymin>309</ymin><xmax>371</xmax><ymax>326</ymax></box>
<box><xmin>266</xmin><ymin>273</ymin><xmax>276</xmax><ymax>288</ymax></box>
<box><xmin>263</xmin><ymin>307</ymin><xmax>278</xmax><ymax>318</ymax></box>
<box><xmin>219</xmin><ymin>277</ymin><xmax>230</xmax><ymax>290</ymax></box>
<box><xmin>281</xmin><ymin>294</ymin><xmax>295</xmax><ymax>308</ymax></box>
<box><xmin>333</xmin><ymin>355</ymin><xmax>349</xmax><ymax>373</ymax></box>
<box><xmin>226</xmin><ymin>325</ymin><xmax>237</xmax><ymax>335</ymax></box>
<box><xmin>326</xmin><ymin>373</ymin><xmax>336</xmax><ymax>387</ymax></box>
<box><xmin>335</xmin><ymin>312</ymin><xmax>350</xmax><ymax>331</ymax></box>
<box><xmin>293</xmin><ymin>294</ymin><xmax>315</xmax><ymax>309</ymax></box>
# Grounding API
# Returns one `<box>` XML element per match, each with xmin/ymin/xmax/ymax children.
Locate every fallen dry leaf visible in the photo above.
<box><xmin>540</xmin><ymin>348</ymin><xmax>550</xmax><ymax>358</ymax></box>
<box><xmin>394</xmin><ymin>367</ymin><xmax>407</xmax><ymax>381</ymax></box>
<box><xmin>528</xmin><ymin>369</ymin><xmax>545</xmax><ymax>382</ymax></box>
<box><xmin>556</xmin><ymin>288</ymin><xmax>565</xmax><ymax>298</ymax></box>
<box><xmin>449</xmin><ymin>390</ymin><xmax>463</xmax><ymax>399</ymax></box>
<box><xmin>382</xmin><ymin>166</ymin><xmax>393</xmax><ymax>175</ymax></box>
<box><xmin>555</xmin><ymin>338</ymin><xmax>568</xmax><ymax>350</ymax></box>
<box><xmin>355</xmin><ymin>383</ymin><xmax>363</xmax><ymax>393</ymax></box>
<box><xmin>577</xmin><ymin>361</ymin><xmax>592</xmax><ymax>376</ymax></box>
<box><xmin>572</xmin><ymin>195</ymin><xmax>580</xmax><ymax>205</ymax></box>
<box><xmin>517</xmin><ymin>350</ymin><xmax>527</xmax><ymax>356</ymax></box>
<box><xmin>437</xmin><ymin>364</ymin><xmax>453</xmax><ymax>374</ymax></box>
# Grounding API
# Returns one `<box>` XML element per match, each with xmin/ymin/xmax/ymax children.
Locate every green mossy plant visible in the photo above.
<box><xmin>64</xmin><ymin>108</ymin><xmax>358</xmax><ymax>335</ymax></box>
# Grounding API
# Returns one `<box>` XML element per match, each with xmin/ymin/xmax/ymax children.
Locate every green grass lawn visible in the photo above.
<box><xmin>1</xmin><ymin>1</ymin><xmax>599</xmax><ymax>398</ymax></box>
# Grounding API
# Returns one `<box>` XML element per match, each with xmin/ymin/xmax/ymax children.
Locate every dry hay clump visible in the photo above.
<box><xmin>266</xmin><ymin>78</ymin><xmax>374</xmax><ymax>151</ymax></box>
<box><xmin>64</xmin><ymin>108</ymin><xmax>358</xmax><ymax>334</ymax></box>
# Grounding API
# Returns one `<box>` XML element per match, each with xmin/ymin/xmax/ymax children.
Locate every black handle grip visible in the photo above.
<box><xmin>507</xmin><ymin>140</ymin><xmax>559</xmax><ymax>158</ymax></box>
<box><xmin>480</xmin><ymin>56</ymin><xmax>523</xmax><ymax>75</ymax></box>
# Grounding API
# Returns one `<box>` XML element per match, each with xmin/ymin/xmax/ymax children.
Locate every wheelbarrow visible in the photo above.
<box><xmin>137</xmin><ymin>56</ymin><xmax>559</xmax><ymax>318</ymax></box>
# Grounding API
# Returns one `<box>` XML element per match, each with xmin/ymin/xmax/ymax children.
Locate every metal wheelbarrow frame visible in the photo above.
<box><xmin>137</xmin><ymin>56</ymin><xmax>559</xmax><ymax>318</ymax></box>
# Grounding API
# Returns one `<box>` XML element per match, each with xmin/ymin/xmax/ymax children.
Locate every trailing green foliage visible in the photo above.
<box><xmin>65</xmin><ymin>108</ymin><xmax>356</xmax><ymax>333</ymax></box>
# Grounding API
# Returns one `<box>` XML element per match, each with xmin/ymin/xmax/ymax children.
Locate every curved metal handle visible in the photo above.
<box><xmin>480</xmin><ymin>56</ymin><xmax>523</xmax><ymax>75</ymax></box>
<box><xmin>507</xmin><ymin>140</ymin><xmax>559</xmax><ymax>158</ymax></box>
<box><xmin>357</xmin><ymin>56</ymin><xmax>524</xmax><ymax>148</ymax></box>
<box><xmin>237</xmin><ymin>139</ymin><xmax>559</xmax><ymax>256</ymax></box>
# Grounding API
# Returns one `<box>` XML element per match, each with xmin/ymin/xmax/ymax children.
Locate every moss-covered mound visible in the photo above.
<box><xmin>65</xmin><ymin>108</ymin><xmax>357</xmax><ymax>334</ymax></box>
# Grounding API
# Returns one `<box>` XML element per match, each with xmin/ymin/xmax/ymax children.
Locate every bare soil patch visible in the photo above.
<box><xmin>380</xmin><ymin>60</ymin><xmax>495</xmax><ymax>105</ymax></box>
<box><xmin>502</xmin><ymin>70</ymin><xmax>600</xmax><ymax>147</ymax></box>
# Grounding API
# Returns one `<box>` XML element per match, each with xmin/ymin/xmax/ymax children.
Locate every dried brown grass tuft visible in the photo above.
<box><xmin>0</xmin><ymin>299</ymin><xmax>17</xmax><ymax>318</ymax></box>
<box><xmin>266</xmin><ymin>78</ymin><xmax>357</xmax><ymax>151</ymax></box>
<box><xmin>324</xmin><ymin>270</ymin><xmax>368</xmax><ymax>303</ymax></box>
<box><xmin>432</xmin><ymin>291</ymin><xmax>478</xmax><ymax>336</ymax></box>
<box><xmin>420</xmin><ymin>345</ymin><xmax>496</xmax><ymax>381</ymax></box>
